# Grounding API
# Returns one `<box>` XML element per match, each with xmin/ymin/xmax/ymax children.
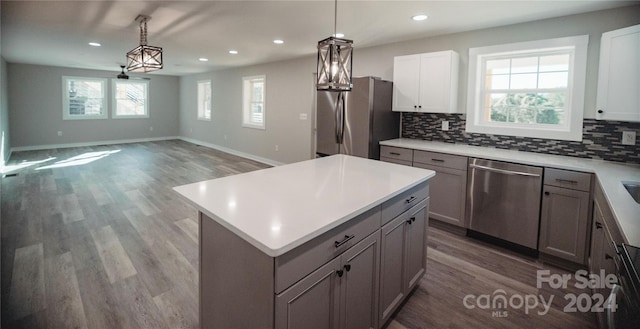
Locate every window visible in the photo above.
<box><xmin>62</xmin><ymin>77</ymin><xmax>107</xmax><ymax>120</ymax></box>
<box><xmin>112</xmin><ymin>80</ymin><xmax>149</xmax><ymax>118</ymax></box>
<box><xmin>197</xmin><ymin>80</ymin><xmax>212</xmax><ymax>121</ymax></box>
<box><xmin>242</xmin><ymin>75</ymin><xmax>266</xmax><ymax>129</ymax></box>
<box><xmin>466</xmin><ymin>36</ymin><xmax>588</xmax><ymax>141</ymax></box>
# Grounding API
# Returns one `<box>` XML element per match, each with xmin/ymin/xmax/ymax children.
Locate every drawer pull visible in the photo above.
<box><xmin>389</xmin><ymin>152</ymin><xmax>401</xmax><ymax>156</ymax></box>
<box><xmin>555</xmin><ymin>178</ymin><xmax>578</xmax><ymax>184</ymax></box>
<box><xmin>596</xmin><ymin>222</ymin><xmax>603</xmax><ymax>229</ymax></box>
<box><xmin>431</xmin><ymin>159</ymin><xmax>445</xmax><ymax>162</ymax></box>
<box><xmin>344</xmin><ymin>264</ymin><xmax>351</xmax><ymax>272</ymax></box>
<box><xmin>334</xmin><ymin>234</ymin><xmax>355</xmax><ymax>248</ymax></box>
<box><xmin>405</xmin><ymin>196</ymin><xmax>416</xmax><ymax>204</ymax></box>
<box><xmin>336</xmin><ymin>269</ymin><xmax>344</xmax><ymax>277</ymax></box>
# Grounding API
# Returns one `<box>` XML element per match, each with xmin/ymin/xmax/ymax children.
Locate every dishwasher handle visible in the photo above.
<box><xmin>469</xmin><ymin>163</ymin><xmax>541</xmax><ymax>177</ymax></box>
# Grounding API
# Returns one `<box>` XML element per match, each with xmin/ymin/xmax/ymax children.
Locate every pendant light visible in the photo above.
<box><xmin>316</xmin><ymin>0</ymin><xmax>353</xmax><ymax>91</ymax></box>
<box><xmin>126</xmin><ymin>15</ymin><xmax>163</xmax><ymax>73</ymax></box>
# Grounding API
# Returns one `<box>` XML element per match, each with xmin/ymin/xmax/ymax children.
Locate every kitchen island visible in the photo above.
<box><xmin>174</xmin><ymin>154</ymin><xmax>435</xmax><ymax>328</ymax></box>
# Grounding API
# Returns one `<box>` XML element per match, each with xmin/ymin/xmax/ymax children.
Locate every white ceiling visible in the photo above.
<box><xmin>2</xmin><ymin>1</ymin><xmax>637</xmax><ymax>76</ymax></box>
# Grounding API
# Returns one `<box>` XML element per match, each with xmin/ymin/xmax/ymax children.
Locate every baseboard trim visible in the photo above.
<box><xmin>10</xmin><ymin>136</ymin><xmax>180</xmax><ymax>152</ymax></box>
<box><xmin>179</xmin><ymin>136</ymin><xmax>284</xmax><ymax>167</ymax></box>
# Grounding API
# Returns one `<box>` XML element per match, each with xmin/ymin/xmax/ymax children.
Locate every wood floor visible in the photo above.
<box><xmin>1</xmin><ymin>140</ymin><xmax>597</xmax><ymax>328</ymax></box>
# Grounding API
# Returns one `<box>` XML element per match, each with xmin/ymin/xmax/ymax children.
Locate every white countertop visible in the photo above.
<box><xmin>174</xmin><ymin>154</ymin><xmax>435</xmax><ymax>257</ymax></box>
<box><xmin>381</xmin><ymin>138</ymin><xmax>640</xmax><ymax>246</ymax></box>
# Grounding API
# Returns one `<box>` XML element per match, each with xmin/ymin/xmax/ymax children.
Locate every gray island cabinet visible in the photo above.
<box><xmin>174</xmin><ymin>155</ymin><xmax>434</xmax><ymax>329</ymax></box>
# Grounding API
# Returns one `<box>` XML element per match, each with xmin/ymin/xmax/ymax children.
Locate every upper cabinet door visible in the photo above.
<box><xmin>392</xmin><ymin>51</ymin><xmax>459</xmax><ymax>113</ymax></box>
<box><xmin>392</xmin><ymin>54</ymin><xmax>421</xmax><ymax>112</ymax></box>
<box><xmin>418</xmin><ymin>51</ymin><xmax>459</xmax><ymax>113</ymax></box>
<box><xmin>596</xmin><ymin>24</ymin><xmax>640</xmax><ymax>122</ymax></box>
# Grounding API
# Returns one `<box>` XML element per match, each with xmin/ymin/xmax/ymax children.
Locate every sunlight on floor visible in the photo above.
<box><xmin>1</xmin><ymin>157</ymin><xmax>57</xmax><ymax>174</ymax></box>
<box><xmin>36</xmin><ymin>150</ymin><xmax>121</xmax><ymax>170</ymax></box>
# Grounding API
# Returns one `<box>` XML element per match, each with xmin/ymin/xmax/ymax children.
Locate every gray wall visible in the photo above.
<box><xmin>179</xmin><ymin>56</ymin><xmax>316</xmax><ymax>164</ymax></box>
<box><xmin>178</xmin><ymin>5</ymin><xmax>640</xmax><ymax>164</ymax></box>
<box><xmin>8</xmin><ymin>64</ymin><xmax>179</xmax><ymax>149</ymax></box>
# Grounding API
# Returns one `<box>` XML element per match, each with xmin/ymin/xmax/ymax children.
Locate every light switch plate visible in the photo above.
<box><xmin>622</xmin><ymin>131</ymin><xmax>636</xmax><ymax>145</ymax></box>
<box><xmin>299</xmin><ymin>113</ymin><xmax>308</xmax><ymax>120</ymax></box>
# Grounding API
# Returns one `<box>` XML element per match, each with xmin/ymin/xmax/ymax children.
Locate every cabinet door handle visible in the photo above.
<box><xmin>405</xmin><ymin>196</ymin><xmax>416</xmax><ymax>204</ymax></box>
<box><xmin>418</xmin><ymin>105</ymin><xmax>422</xmax><ymax>109</ymax></box>
<box><xmin>431</xmin><ymin>159</ymin><xmax>445</xmax><ymax>163</ymax></box>
<box><xmin>555</xmin><ymin>178</ymin><xmax>578</xmax><ymax>184</ymax></box>
<box><xmin>605</xmin><ymin>254</ymin><xmax>613</xmax><ymax>260</ymax></box>
<box><xmin>598</xmin><ymin>109</ymin><xmax>604</xmax><ymax>114</ymax></box>
<box><xmin>414</xmin><ymin>105</ymin><xmax>417</xmax><ymax>109</ymax></box>
<box><xmin>334</xmin><ymin>234</ymin><xmax>355</xmax><ymax>248</ymax></box>
<box><xmin>406</xmin><ymin>217</ymin><xmax>416</xmax><ymax>224</ymax></box>
<box><xmin>344</xmin><ymin>264</ymin><xmax>351</xmax><ymax>272</ymax></box>
<box><xmin>390</xmin><ymin>152</ymin><xmax>401</xmax><ymax>156</ymax></box>
<box><xmin>336</xmin><ymin>269</ymin><xmax>344</xmax><ymax>277</ymax></box>
<box><xmin>544</xmin><ymin>191</ymin><xmax>550</xmax><ymax>196</ymax></box>
<box><xmin>406</xmin><ymin>218</ymin><xmax>413</xmax><ymax>224</ymax></box>
<box><xmin>596</xmin><ymin>222</ymin><xmax>603</xmax><ymax>229</ymax></box>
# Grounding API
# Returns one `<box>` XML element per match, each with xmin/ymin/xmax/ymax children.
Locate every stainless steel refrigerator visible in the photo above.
<box><xmin>316</xmin><ymin>77</ymin><xmax>399</xmax><ymax>160</ymax></box>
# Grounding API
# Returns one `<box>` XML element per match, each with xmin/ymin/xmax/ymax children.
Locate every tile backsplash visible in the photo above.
<box><xmin>401</xmin><ymin>113</ymin><xmax>640</xmax><ymax>164</ymax></box>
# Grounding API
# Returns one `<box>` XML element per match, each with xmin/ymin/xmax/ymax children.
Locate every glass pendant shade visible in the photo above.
<box><xmin>126</xmin><ymin>15</ymin><xmax>163</xmax><ymax>73</ymax></box>
<box><xmin>316</xmin><ymin>36</ymin><xmax>353</xmax><ymax>91</ymax></box>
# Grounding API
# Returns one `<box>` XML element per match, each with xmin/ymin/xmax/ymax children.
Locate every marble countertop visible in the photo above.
<box><xmin>174</xmin><ymin>154</ymin><xmax>435</xmax><ymax>257</ymax></box>
<box><xmin>380</xmin><ymin>138</ymin><xmax>640</xmax><ymax>246</ymax></box>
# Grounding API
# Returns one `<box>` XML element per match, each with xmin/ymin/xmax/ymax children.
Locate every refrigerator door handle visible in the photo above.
<box><xmin>336</xmin><ymin>92</ymin><xmax>345</xmax><ymax>144</ymax></box>
<box><xmin>335</xmin><ymin>92</ymin><xmax>342</xmax><ymax>144</ymax></box>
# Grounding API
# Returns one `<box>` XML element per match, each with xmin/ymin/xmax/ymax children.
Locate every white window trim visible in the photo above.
<box><xmin>242</xmin><ymin>75</ymin><xmax>266</xmax><ymax>130</ymax></box>
<box><xmin>111</xmin><ymin>79</ymin><xmax>149</xmax><ymax>119</ymax></box>
<box><xmin>62</xmin><ymin>76</ymin><xmax>108</xmax><ymax>120</ymax></box>
<box><xmin>465</xmin><ymin>35</ymin><xmax>589</xmax><ymax>141</ymax></box>
<box><xmin>197</xmin><ymin>80</ymin><xmax>212</xmax><ymax>121</ymax></box>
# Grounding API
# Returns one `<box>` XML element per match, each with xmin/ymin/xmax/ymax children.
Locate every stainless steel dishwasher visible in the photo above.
<box><xmin>466</xmin><ymin>158</ymin><xmax>543</xmax><ymax>250</ymax></box>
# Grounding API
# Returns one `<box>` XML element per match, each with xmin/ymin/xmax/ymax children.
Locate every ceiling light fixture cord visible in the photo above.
<box><xmin>333</xmin><ymin>0</ymin><xmax>337</xmax><ymax>37</ymax></box>
<box><xmin>140</xmin><ymin>17</ymin><xmax>148</xmax><ymax>46</ymax></box>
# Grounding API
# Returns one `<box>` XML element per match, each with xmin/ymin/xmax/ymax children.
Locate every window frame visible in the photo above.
<box><xmin>112</xmin><ymin>79</ymin><xmax>150</xmax><ymax>119</ymax></box>
<box><xmin>242</xmin><ymin>75</ymin><xmax>266</xmax><ymax>130</ymax></box>
<box><xmin>197</xmin><ymin>80</ymin><xmax>212</xmax><ymax>121</ymax></box>
<box><xmin>465</xmin><ymin>35</ymin><xmax>589</xmax><ymax>142</ymax></box>
<box><xmin>62</xmin><ymin>76</ymin><xmax>108</xmax><ymax>120</ymax></box>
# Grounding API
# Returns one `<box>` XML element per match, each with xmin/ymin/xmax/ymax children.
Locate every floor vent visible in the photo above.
<box><xmin>3</xmin><ymin>173</ymin><xmax>18</xmax><ymax>177</ymax></box>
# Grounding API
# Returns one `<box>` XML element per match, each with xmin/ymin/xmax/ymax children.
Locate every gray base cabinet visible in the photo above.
<box><xmin>276</xmin><ymin>231</ymin><xmax>380</xmax><ymax>329</ymax></box>
<box><xmin>538</xmin><ymin>168</ymin><xmax>592</xmax><ymax>265</ymax></box>
<box><xmin>589</xmin><ymin>182</ymin><xmax>624</xmax><ymax>329</ymax></box>
<box><xmin>379</xmin><ymin>200</ymin><xmax>428</xmax><ymax>325</ymax></box>
<box><xmin>380</xmin><ymin>147</ymin><xmax>467</xmax><ymax>228</ymax></box>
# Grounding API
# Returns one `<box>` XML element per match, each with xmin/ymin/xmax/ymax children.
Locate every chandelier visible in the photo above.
<box><xmin>316</xmin><ymin>0</ymin><xmax>353</xmax><ymax>91</ymax></box>
<box><xmin>126</xmin><ymin>15</ymin><xmax>163</xmax><ymax>73</ymax></box>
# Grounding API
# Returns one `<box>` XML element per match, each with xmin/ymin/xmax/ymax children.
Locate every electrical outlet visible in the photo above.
<box><xmin>190</xmin><ymin>128</ymin><xmax>193</xmax><ymax>133</ymax></box>
<box><xmin>149</xmin><ymin>126</ymin><xmax>153</xmax><ymax>131</ymax></box>
<box><xmin>442</xmin><ymin>120</ymin><xmax>450</xmax><ymax>131</ymax></box>
<box><xmin>57</xmin><ymin>131</ymin><xmax>62</xmax><ymax>136</ymax></box>
<box><xmin>622</xmin><ymin>131</ymin><xmax>636</xmax><ymax>145</ymax></box>
<box><xmin>299</xmin><ymin>113</ymin><xmax>308</xmax><ymax>120</ymax></box>
<box><xmin>224</xmin><ymin>135</ymin><xmax>228</xmax><ymax>140</ymax></box>
<box><xmin>275</xmin><ymin>145</ymin><xmax>279</xmax><ymax>151</ymax></box>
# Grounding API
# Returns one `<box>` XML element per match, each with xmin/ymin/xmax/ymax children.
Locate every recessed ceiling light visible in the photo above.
<box><xmin>273</xmin><ymin>39</ymin><xmax>284</xmax><ymax>44</ymax></box>
<box><xmin>88</xmin><ymin>42</ymin><xmax>101</xmax><ymax>47</ymax></box>
<box><xmin>229</xmin><ymin>50</ymin><xmax>238</xmax><ymax>55</ymax></box>
<box><xmin>412</xmin><ymin>14</ymin><xmax>428</xmax><ymax>21</ymax></box>
<box><xmin>334</xmin><ymin>33</ymin><xmax>345</xmax><ymax>38</ymax></box>
<box><xmin>199</xmin><ymin>58</ymin><xmax>209</xmax><ymax>62</ymax></box>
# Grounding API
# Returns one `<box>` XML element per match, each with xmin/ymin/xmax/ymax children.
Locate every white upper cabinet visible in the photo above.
<box><xmin>392</xmin><ymin>50</ymin><xmax>459</xmax><ymax>113</ymax></box>
<box><xmin>596</xmin><ymin>24</ymin><xmax>640</xmax><ymax>122</ymax></box>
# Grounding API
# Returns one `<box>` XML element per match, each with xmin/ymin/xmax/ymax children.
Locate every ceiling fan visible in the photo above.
<box><xmin>117</xmin><ymin>65</ymin><xmax>150</xmax><ymax>80</ymax></box>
